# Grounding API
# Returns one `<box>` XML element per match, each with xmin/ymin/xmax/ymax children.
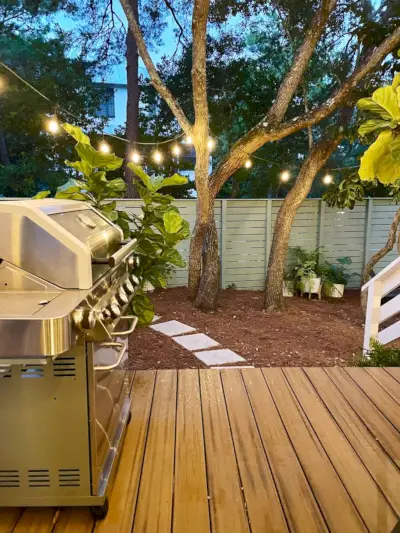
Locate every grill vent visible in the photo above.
<box><xmin>1</xmin><ymin>368</ymin><xmax>11</xmax><ymax>378</ymax></box>
<box><xmin>53</xmin><ymin>357</ymin><xmax>76</xmax><ymax>378</ymax></box>
<box><xmin>0</xmin><ymin>470</ymin><xmax>20</xmax><ymax>488</ymax></box>
<box><xmin>58</xmin><ymin>469</ymin><xmax>80</xmax><ymax>488</ymax></box>
<box><xmin>21</xmin><ymin>365</ymin><xmax>44</xmax><ymax>379</ymax></box>
<box><xmin>28</xmin><ymin>469</ymin><xmax>50</xmax><ymax>488</ymax></box>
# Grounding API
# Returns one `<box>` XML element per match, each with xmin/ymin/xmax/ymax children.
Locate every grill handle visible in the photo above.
<box><xmin>111</xmin><ymin>316</ymin><xmax>138</xmax><ymax>338</ymax></box>
<box><xmin>94</xmin><ymin>341</ymin><xmax>127</xmax><ymax>371</ymax></box>
<box><xmin>92</xmin><ymin>238</ymin><xmax>137</xmax><ymax>267</ymax></box>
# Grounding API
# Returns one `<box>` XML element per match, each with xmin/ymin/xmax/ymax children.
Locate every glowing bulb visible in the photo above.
<box><xmin>280</xmin><ymin>170</ymin><xmax>290</xmax><ymax>182</ymax></box>
<box><xmin>244</xmin><ymin>159</ymin><xmax>252</xmax><ymax>169</ymax></box>
<box><xmin>153</xmin><ymin>150</ymin><xmax>163</xmax><ymax>164</ymax></box>
<box><xmin>99</xmin><ymin>140</ymin><xmax>111</xmax><ymax>153</ymax></box>
<box><xmin>185</xmin><ymin>136</ymin><xmax>192</xmax><ymax>144</ymax></box>
<box><xmin>208</xmin><ymin>138</ymin><xmax>215</xmax><ymax>150</ymax></box>
<box><xmin>172</xmin><ymin>144</ymin><xmax>181</xmax><ymax>157</ymax></box>
<box><xmin>0</xmin><ymin>75</ymin><xmax>7</xmax><ymax>92</ymax></box>
<box><xmin>323</xmin><ymin>173</ymin><xmax>333</xmax><ymax>185</ymax></box>
<box><xmin>46</xmin><ymin>118</ymin><xmax>59</xmax><ymax>134</ymax></box>
<box><xmin>130</xmin><ymin>151</ymin><xmax>141</xmax><ymax>163</ymax></box>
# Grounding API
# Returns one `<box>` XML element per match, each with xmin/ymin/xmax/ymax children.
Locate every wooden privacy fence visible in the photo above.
<box><xmin>116</xmin><ymin>197</ymin><xmax>400</xmax><ymax>290</ymax></box>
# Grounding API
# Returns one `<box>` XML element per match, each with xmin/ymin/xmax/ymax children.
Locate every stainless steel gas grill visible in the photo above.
<box><xmin>0</xmin><ymin>199</ymin><xmax>140</xmax><ymax>518</ymax></box>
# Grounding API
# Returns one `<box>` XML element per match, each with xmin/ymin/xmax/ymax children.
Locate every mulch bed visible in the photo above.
<box><xmin>127</xmin><ymin>287</ymin><xmax>367</xmax><ymax>370</ymax></box>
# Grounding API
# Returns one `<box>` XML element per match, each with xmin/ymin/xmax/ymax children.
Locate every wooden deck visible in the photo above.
<box><xmin>1</xmin><ymin>367</ymin><xmax>400</xmax><ymax>533</ymax></box>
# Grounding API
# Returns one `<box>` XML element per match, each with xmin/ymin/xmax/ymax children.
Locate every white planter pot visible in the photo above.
<box><xmin>283</xmin><ymin>280</ymin><xmax>294</xmax><ymax>297</ymax></box>
<box><xmin>303</xmin><ymin>278</ymin><xmax>321</xmax><ymax>294</ymax></box>
<box><xmin>324</xmin><ymin>283</ymin><xmax>344</xmax><ymax>298</ymax></box>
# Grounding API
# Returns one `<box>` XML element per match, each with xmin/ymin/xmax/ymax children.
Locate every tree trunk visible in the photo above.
<box><xmin>0</xmin><ymin>130</ymin><xmax>10</xmax><ymax>165</ymax></box>
<box><xmin>264</xmin><ymin>136</ymin><xmax>342</xmax><ymax>311</ymax></box>
<box><xmin>360</xmin><ymin>207</ymin><xmax>400</xmax><ymax>313</ymax></box>
<box><xmin>124</xmin><ymin>0</ymin><xmax>140</xmax><ymax>198</ymax></box>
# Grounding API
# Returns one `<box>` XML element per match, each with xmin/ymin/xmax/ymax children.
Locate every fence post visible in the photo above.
<box><xmin>318</xmin><ymin>199</ymin><xmax>325</xmax><ymax>249</ymax></box>
<box><xmin>220</xmin><ymin>199</ymin><xmax>227</xmax><ymax>289</ymax></box>
<box><xmin>265</xmin><ymin>199</ymin><xmax>272</xmax><ymax>273</ymax></box>
<box><xmin>364</xmin><ymin>197</ymin><xmax>373</xmax><ymax>270</ymax></box>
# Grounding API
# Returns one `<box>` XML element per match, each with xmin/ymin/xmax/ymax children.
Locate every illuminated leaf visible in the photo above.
<box><xmin>75</xmin><ymin>143</ymin><xmax>123</xmax><ymax>171</ymax></box>
<box><xmin>62</xmin><ymin>123</ymin><xmax>90</xmax><ymax>144</ymax></box>
<box><xmin>32</xmin><ymin>190</ymin><xmax>51</xmax><ymax>199</ymax></box>
<box><xmin>358</xmin><ymin>119</ymin><xmax>394</xmax><ymax>137</ymax></box>
<box><xmin>65</xmin><ymin>159</ymin><xmax>92</xmax><ymax>176</ymax></box>
<box><xmin>357</xmin><ymin>97</ymin><xmax>392</xmax><ymax>119</ymax></box>
<box><xmin>372</xmin><ymin>87</ymin><xmax>400</xmax><ymax>121</ymax></box>
<box><xmin>359</xmin><ymin>130</ymin><xmax>392</xmax><ymax>181</ymax></box>
<box><xmin>163</xmin><ymin>210</ymin><xmax>183</xmax><ymax>233</ymax></box>
<box><xmin>159</xmin><ymin>174</ymin><xmax>188</xmax><ymax>189</ymax></box>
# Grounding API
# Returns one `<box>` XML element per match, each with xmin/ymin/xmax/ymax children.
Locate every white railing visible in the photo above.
<box><xmin>362</xmin><ymin>255</ymin><xmax>400</xmax><ymax>353</ymax></box>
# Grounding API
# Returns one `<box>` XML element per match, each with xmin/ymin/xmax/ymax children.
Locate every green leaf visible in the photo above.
<box><xmin>136</xmin><ymin>239</ymin><xmax>158</xmax><ymax>257</ymax></box>
<box><xmin>75</xmin><ymin>143</ymin><xmax>123</xmax><ymax>171</ymax></box>
<box><xmin>108</xmin><ymin>178</ymin><xmax>126</xmax><ymax>193</ymax></box>
<box><xmin>160</xmin><ymin>248</ymin><xmax>186</xmax><ymax>267</ymax></box>
<box><xmin>65</xmin><ymin>159</ymin><xmax>92</xmax><ymax>176</ymax></box>
<box><xmin>159</xmin><ymin>174</ymin><xmax>188</xmax><ymax>189</ymax></box>
<box><xmin>392</xmin><ymin>73</ymin><xmax>400</xmax><ymax>91</ymax></box>
<box><xmin>127</xmin><ymin>164</ymin><xmax>152</xmax><ymax>189</ymax></box>
<box><xmin>358</xmin><ymin>119</ymin><xmax>394</xmax><ymax>137</ymax></box>
<box><xmin>356</xmin><ymin>97</ymin><xmax>392</xmax><ymax>120</ymax></box>
<box><xmin>163</xmin><ymin>210</ymin><xmax>183</xmax><ymax>233</ymax></box>
<box><xmin>91</xmin><ymin>171</ymin><xmax>108</xmax><ymax>183</ymax></box>
<box><xmin>55</xmin><ymin>190</ymin><xmax>88</xmax><ymax>200</ymax></box>
<box><xmin>359</xmin><ymin>130</ymin><xmax>393</xmax><ymax>181</ymax></box>
<box><xmin>131</xmin><ymin>292</ymin><xmax>154</xmax><ymax>326</ymax></box>
<box><xmin>135</xmin><ymin>183</ymin><xmax>153</xmax><ymax>204</ymax></box>
<box><xmin>390</xmin><ymin>136</ymin><xmax>400</xmax><ymax>161</ymax></box>
<box><xmin>32</xmin><ymin>190</ymin><xmax>51</xmax><ymax>199</ymax></box>
<box><xmin>372</xmin><ymin>86</ymin><xmax>400</xmax><ymax>121</ymax></box>
<box><xmin>62</xmin><ymin>123</ymin><xmax>91</xmax><ymax>144</ymax></box>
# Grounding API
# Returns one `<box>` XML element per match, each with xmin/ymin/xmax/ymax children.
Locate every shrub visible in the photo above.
<box><xmin>356</xmin><ymin>340</ymin><xmax>400</xmax><ymax>367</ymax></box>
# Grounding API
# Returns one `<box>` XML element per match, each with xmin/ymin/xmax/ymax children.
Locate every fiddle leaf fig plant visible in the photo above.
<box><xmin>33</xmin><ymin>123</ymin><xmax>189</xmax><ymax>326</ymax></box>
<box><xmin>357</xmin><ymin>73</ymin><xmax>400</xmax><ymax>184</ymax></box>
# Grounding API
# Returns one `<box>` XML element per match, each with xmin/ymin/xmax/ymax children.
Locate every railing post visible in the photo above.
<box><xmin>363</xmin><ymin>279</ymin><xmax>382</xmax><ymax>353</ymax></box>
<box><xmin>364</xmin><ymin>197</ymin><xmax>373</xmax><ymax>270</ymax></box>
<box><xmin>220</xmin><ymin>199</ymin><xmax>227</xmax><ymax>289</ymax></box>
<box><xmin>265</xmin><ymin>199</ymin><xmax>272</xmax><ymax>274</ymax></box>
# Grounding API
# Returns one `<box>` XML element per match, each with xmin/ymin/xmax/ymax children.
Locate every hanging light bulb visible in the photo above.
<box><xmin>153</xmin><ymin>149</ymin><xmax>163</xmax><ymax>164</ymax></box>
<box><xmin>99</xmin><ymin>140</ymin><xmax>111</xmax><ymax>153</ymax></box>
<box><xmin>208</xmin><ymin>138</ymin><xmax>215</xmax><ymax>151</ymax></box>
<box><xmin>172</xmin><ymin>144</ymin><xmax>181</xmax><ymax>157</ymax></box>
<box><xmin>130</xmin><ymin>151</ymin><xmax>141</xmax><ymax>164</ymax></box>
<box><xmin>280</xmin><ymin>170</ymin><xmax>290</xmax><ymax>182</ymax></box>
<box><xmin>185</xmin><ymin>135</ymin><xmax>193</xmax><ymax>144</ymax></box>
<box><xmin>0</xmin><ymin>75</ymin><xmax>7</xmax><ymax>93</ymax></box>
<box><xmin>323</xmin><ymin>173</ymin><xmax>333</xmax><ymax>185</ymax></box>
<box><xmin>46</xmin><ymin>117</ymin><xmax>59</xmax><ymax>134</ymax></box>
<box><xmin>244</xmin><ymin>159</ymin><xmax>252</xmax><ymax>169</ymax></box>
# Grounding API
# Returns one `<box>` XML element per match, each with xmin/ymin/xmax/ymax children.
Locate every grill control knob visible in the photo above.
<box><xmin>72</xmin><ymin>308</ymin><xmax>96</xmax><ymax>330</ymax></box>
<box><xmin>131</xmin><ymin>274</ymin><xmax>140</xmax><ymax>286</ymax></box>
<box><xmin>100</xmin><ymin>308</ymin><xmax>112</xmax><ymax>321</ymax></box>
<box><xmin>128</xmin><ymin>256</ymin><xmax>140</xmax><ymax>269</ymax></box>
<box><xmin>123</xmin><ymin>279</ymin><xmax>135</xmax><ymax>295</ymax></box>
<box><xmin>107</xmin><ymin>301</ymin><xmax>121</xmax><ymax>320</ymax></box>
<box><xmin>116</xmin><ymin>287</ymin><xmax>129</xmax><ymax>306</ymax></box>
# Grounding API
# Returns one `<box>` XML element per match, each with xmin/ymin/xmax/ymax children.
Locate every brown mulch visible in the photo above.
<box><xmin>127</xmin><ymin>287</ymin><xmax>367</xmax><ymax>370</ymax></box>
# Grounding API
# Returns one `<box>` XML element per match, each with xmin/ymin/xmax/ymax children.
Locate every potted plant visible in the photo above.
<box><xmin>283</xmin><ymin>272</ymin><xmax>294</xmax><ymax>297</ymax></box>
<box><xmin>289</xmin><ymin>246</ymin><xmax>322</xmax><ymax>299</ymax></box>
<box><xmin>321</xmin><ymin>256</ymin><xmax>353</xmax><ymax>298</ymax></box>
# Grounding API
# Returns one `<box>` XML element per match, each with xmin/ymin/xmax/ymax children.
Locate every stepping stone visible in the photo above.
<box><xmin>150</xmin><ymin>320</ymin><xmax>195</xmax><ymax>337</ymax></box>
<box><xmin>152</xmin><ymin>315</ymin><xmax>162</xmax><ymax>323</ymax></box>
<box><xmin>194</xmin><ymin>349</ymin><xmax>245</xmax><ymax>366</ymax></box>
<box><xmin>172</xmin><ymin>333</ymin><xmax>219</xmax><ymax>351</ymax></box>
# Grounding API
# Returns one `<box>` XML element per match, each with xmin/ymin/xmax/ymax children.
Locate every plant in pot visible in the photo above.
<box><xmin>321</xmin><ymin>256</ymin><xmax>353</xmax><ymax>298</ymax></box>
<box><xmin>283</xmin><ymin>272</ymin><xmax>294</xmax><ymax>297</ymax></box>
<box><xmin>289</xmin><ymin>246</ymin><xmax>322</xmax><ymax>299</ymax></box>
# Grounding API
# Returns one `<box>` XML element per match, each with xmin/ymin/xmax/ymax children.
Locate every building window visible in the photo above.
<box><xmin>97</xmin><ymin>87</ymin><xmax>115</xmax><ymax>118</ymax></box>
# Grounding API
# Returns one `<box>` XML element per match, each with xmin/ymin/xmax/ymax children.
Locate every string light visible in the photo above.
<box><xmin>244</xmin><ymin>159</ymin><xmax>252</xmax><ymax>169</ymax></box>
<box><xmin>185</xmin><ymin>135</ymin><xmax>193</xmax><ymax>144</ymax></box>
<box><xmin>153</xmin><ymin>149</ymin><xmax>163</xmax><ymax>164</ymax></box>
<box><xmin>130</xmin><ymin>151</ymin><xmax>141</xmax><ymax>163</ymax></box>
<box><xmin>208</xmin><ymin>138</ymin><xmax>215</xmax><ymax>151</ymax></box>
<box><xmin>280</xmin><ymin>170</ymin><xmax>290</xmax><ymax>182</ymax></box>
<box><xmin>99</xmin><ymin>140</ymin><xmax>111</xmax><ymax>153</ymax></box>
<box><xmin>323</xmin><ymin>173</ymin><xmax>333</xmax><ymax>185</ymax></box>
<box><xmin>172</xmin><ymin>144</ymin><xmax>181</xmax><ymax>157</ymax></box>
<box><xmin>46</xmin><ymin>117</ymin><xmax>59</xmax><ymax>134</ymax></box>
<box><xmin>0</xmin><ymin>75</ymin><xmax>7</xmax><ymax>92</ymax></box>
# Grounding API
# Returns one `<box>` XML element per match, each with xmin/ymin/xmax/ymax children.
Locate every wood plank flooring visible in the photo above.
<box><xmin>2</xmin><ymin>368</ymin><xmax>400</xmax><ymax>533</ymax></box>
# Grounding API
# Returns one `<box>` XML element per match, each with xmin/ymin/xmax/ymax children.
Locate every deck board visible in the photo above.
<box><xmin>5</xmin><ymin>368</ymin><xmax>400</xmax><ymax>533</ymax></box>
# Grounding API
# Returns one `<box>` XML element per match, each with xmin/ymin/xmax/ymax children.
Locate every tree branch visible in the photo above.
<box><xmin>210</xmin><ymin>25</ymin><xmax>400</xmax><ymax>195</ymax></box>
<box><xmin>192</xmin><ymin>0</ymin><xmax>210</xmax><ymax>136</ymax></box>
<box><xmin>162</xmin><ymin>0</ymin><xmax>188</xmax><ymax>57</ymax></box>
<box><xmin>119</xmin><ymin>0</ymin><xmax>193</xmax><ymax>135</ymax></box>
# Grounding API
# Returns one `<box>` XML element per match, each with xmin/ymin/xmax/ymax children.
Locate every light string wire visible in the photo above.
<box><xmin>0</xmin><ymin>60</ymin><xmax>352</xmax><ymax>177</ymax></box>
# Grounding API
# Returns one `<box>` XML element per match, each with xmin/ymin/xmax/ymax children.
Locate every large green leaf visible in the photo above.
<box><xmin>127</xmin><ymin>163</ymin><xmax>152</xmax><ymax>189</ymax></box>
<box><xmin>372</xmin><ymin>87</ymin><xmax>400</xmax><ymax>121</ymax></box>
<box><xmin>65</xmin><ymin>159</ymin><xmax>92</xmax><ymax>176</ymax></box>
<box><xmin>55</xmin><ymin>190</ymin><xmax>88</xmax><ymax>200</ymax></box>
<box><xmin>131</xmin><ymin>292</ymin><xmax>154</xmax><ymax>326</ymax></box>
<box><xmin>62</xmin><ymin>123</ymin><xmax>90</xmax><ymax>144</ymax></box>
<box><xmin>358</xmin><ymin>119</ymin><xmax>394</xmax><ymax>137</ymax></box>
<box><xmin>75</xmin><ymin>143</ymin><xmax>123</xmax><ymax>171</ymax></box>
<box><xmin>136</xmin><ymin>239</ymin><xmax>158</xmax><ymax>257</ymax></box>
<box><xmin>359</xmin><ymin>130</ymin><xmax>392</xmax><ymax>181</ymax></box>
<box><xmin>392</xmin><ymin>73</ymin><xmax>400</xmax><ymax>91</ymax></box>
<box><xmin>108</xmin><ymin>178</ymin><xmax>126</xmax><ymax>193</ymax></box>
<box><xmin>390</xmin><ymin>136</ymin><xmax>400</xmax><ymax>162</ymax></box>
<box><xmin>159</xmin><ymin>174</ymin><xmax>188</xmax><ymax>189</ymax></box>
<box><xmin>163</xmin><ymin>210</ymin><xmax>183</xmax><ymax>233</ymax></box>
<box><xmin>160</xmin><ymin>248</ymin><xmax>186</xmax><ymax>267</ymax></box>
<box><xmin>32</xmin><ymin>190</ymin><xmax>51</xmax><ymax>199</ymax></box>
<box><xmin>357</xmin><ymin>97</ymin><xmax>392</xmax><ymax>120</ymax></box>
